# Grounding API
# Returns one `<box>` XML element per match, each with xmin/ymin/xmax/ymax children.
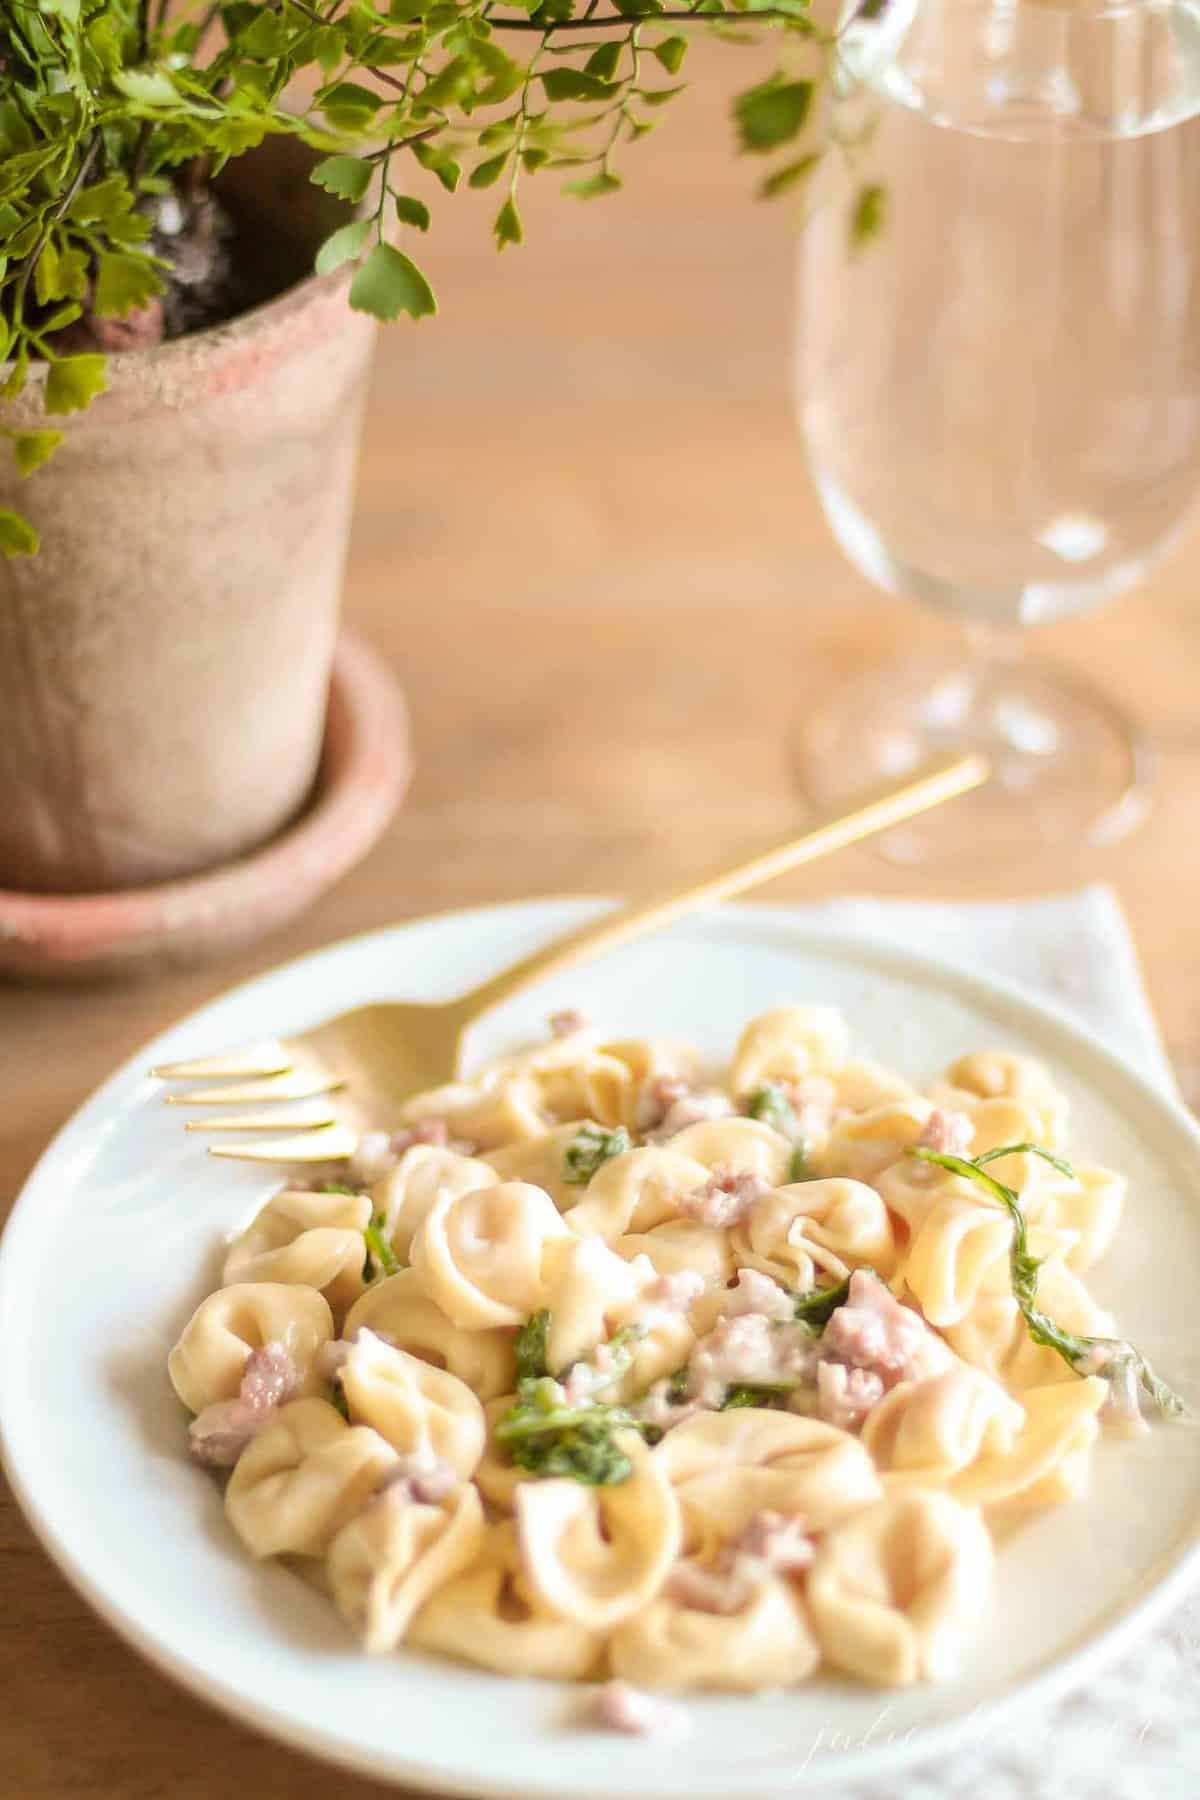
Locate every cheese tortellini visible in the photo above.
<box><xmin>170</xmin><ymin>1005</ymin><xmax>1162</xmax><ymax>1706</ymax></box>
<box><xmin>807</xmin><ymin>1490</ymin><xmax>994</xmax><ymax>1686</ymax></box>
<box><xmin>168</xmin><ymin>1282</ymin><xmax>333</xmax><ymax>1414</ymax></box>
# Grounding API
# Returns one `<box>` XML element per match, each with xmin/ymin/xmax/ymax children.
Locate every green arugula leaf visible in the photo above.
<box><xmin>788</xmin><ymin>1143</ymin><xmax>813</xmax><ymax>1182</ymax></box>
<box><xmin>721</xmin><ymin>1383</ymin><xmax>791</xmax><ymax>1410</ymax></box>
<box><xmin>746</xmin><ymin>1083</ymin><xmax>798</xmax><ymax>1136</ymax></box>
<box><xmin>349</xmin><ymin>243</ymin><xmax>437</xmax><ymax>321</ymax></box>
<box><xmin>911</xmin><ymin>1144</ymin><xmax>1187</xmax><ymax>1419</ymax></box>
<box><xmin>495</xmin><ymin>1386</ymin><xmax>641</xmax><ymax>1485</ymax></box>
<box><xmin>564</xmin><ymin>1122</ymin><xmax>631</xmax><ymax>1186</ymax></box>
<box><xmin>515</xmin><ymin>1309</ymin><xmax>552</xmax><ymax>1383</ymax></box>
<box><xmin>793</xmin><ymin>1276</ymin><xmax>850</xmax><ymax>1328</ymax></box>
<box><xmin>362</xmin><ymin>1211</ymin><xmax>399</xmax><ymax>1281</ymax></box>
<box><xmin>665</xmin><ymin>1364</ymin><xmax>691</xmax><ymax>1405</ymax></box>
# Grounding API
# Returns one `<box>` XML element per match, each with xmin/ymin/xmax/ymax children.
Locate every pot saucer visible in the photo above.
<box><xmin>0</xmin><ymin>630</ymin><xmax>411</xmax><ymax>979</ymax></box>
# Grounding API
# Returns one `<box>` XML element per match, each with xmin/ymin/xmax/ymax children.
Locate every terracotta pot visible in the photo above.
<box><xmin>0</xmin><ymin>136</ymin><xmax>377</xmax><ymax>895</ymax></box>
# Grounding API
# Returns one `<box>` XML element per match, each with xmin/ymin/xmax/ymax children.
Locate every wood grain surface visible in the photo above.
<box><xmin>4</xmin><ymin>43</ymin><xmax>1200</xmax><ymax>1799</ymax></box>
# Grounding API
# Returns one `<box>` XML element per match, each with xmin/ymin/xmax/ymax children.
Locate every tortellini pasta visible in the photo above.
<box><xmin>341</xmin><ymin>1332</ymin><xmax>486</xmax><ymax>1481</ymax></box>
<box><xmin>615</xmin><ymin>1220</ymin><xmax>732</xmax><ymax>1290</ymax></box>
<box><xmin>410</xmin><ymin>1181</ymin><xmax>568</xmax><ymax>1330</ymax></box>
<box><xmin>807</xmin><ymin>1490</ymin><xmax>994</xmax><ymax>1686</ymax></box>
<box><xmin>816</xmin><ymin>1099</ymin><xmax>934</xmax><ymax>1185</ymax></box>
<box><xmin>371</xmin><ymin>1146</ymin><xmax>499</xmax><ymax>1263</ymax></box>
<box><xmin>225</xmin><ymin>1398</ymin><xmax>397</xmax><ymax>1558</ymax></box>
<box><xmin>222</xmin><ymin>1189</ymin><xmax>372</xmax><ymax>1315</ymax></box>
<box><xmin>410</xmin><ymin>1522</ymin><xmax>605</xmax><ymax>1678</ymax></box>
<box><xmin>344</xmin><ymin>1268</ymin><xmax>516</xmax><ymax>1402</ymax></box>
<box><xmin>610</xmin><ymin>1574</ymin><xmax>819</xmax><ymax>1692</ymax></box>
<box><xmin>862</xmin><ymin>1367</ymin><xmax>1026</xmax><ymax>1490</ymax></box>
<box><xmin>539</xmin><ymin>1233</ymin><xmax>655</xmax><ymax>1373</ymax></box>
<box><xmin>515</xmin><ymin>1433</ymin><xmax>681</xmax><ymax>1629</ymax></box>
<box><xmin>328</xmin><ymin>1479</ymin><xmax>484</xmax><ymax>1653</ymax></box>
<box><xmin>667</xmin><ymin>1118</ymin><xmax>794</xmax><ymax>1185</ymax></box>
<box><xmin>168</xmin><ymin>1282</ymin><xmax>333</xmax><ymax>1414</ymax></box>
<box><xmin>729</xmin><ymin>1006</ymin><xmax>850</xmax><ymax>1094</ymax></box>
<box><xmin>654</xmin><ymin>1411</ymin><xmax>882</xmax><ymax>1550</ymax></box>
<box><xmin>563</xmin><ymin>1146</ymin><xmax>710</xmax><ymax>1241</ymax></box>
<box><xmin>730</xmin><ymin>1177</ymin><xmax>897</xmax><ymax>1292</ymax></box>
<box><xmin>931</xmin><ymin>1049</ymin><xmax>1069</xmax><ymax>1150</ymax></box>
<box><xmin>482</xmin><ymin>1122</ymin><xmax>599</xmax><ymax>1209</ymax></box>
<box><xmin>398</xmin><ymin>1074</ymin><xmax>548</xmax><ymax>1148</ymax></box>
<box><xmin>172</xmin><ymin>1007</ymin><xmax>1163</xmax><ymax>1705</ymax></box>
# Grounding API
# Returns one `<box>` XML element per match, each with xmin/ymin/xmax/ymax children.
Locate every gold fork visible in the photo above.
<box><xmin>154</xmin><ymin>752</ymin><xmax>988</xmax><ymax>1164</ymax></box>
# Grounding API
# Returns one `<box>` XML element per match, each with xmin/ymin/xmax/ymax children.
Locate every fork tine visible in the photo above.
<box><xmin>209</xmin><ymin>1124</ymin><xmax>358</xmax><ymax>1164</ymax></box>
<box><xmin>185</xmin><ymin>1107</ymin><xmax>341</xmax><ymax>1133</ymax></box>
<box><xmin>164</xmin><ymin>1072</ymin><xmax>344</xmax><ymax>1106</ymax></box>
<box><xmin>153</xmin><ymin>1042</ymin><xmax>293</xmax><ymax>1081</ymax></box>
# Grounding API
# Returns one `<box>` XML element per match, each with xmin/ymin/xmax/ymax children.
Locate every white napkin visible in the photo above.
<box><xmin>802</xmin><ymin>884</ymin><xmax>1193</xmax><ymax>1800</ymax></box>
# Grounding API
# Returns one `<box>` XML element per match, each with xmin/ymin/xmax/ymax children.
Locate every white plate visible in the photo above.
<box><xmin>4</xmin><ymin>900</ymin><xmax>1200</xmax><ymax>1798</ymax></box>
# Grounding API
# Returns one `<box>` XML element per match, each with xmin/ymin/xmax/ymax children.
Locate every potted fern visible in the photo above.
<box><xmin>0</xmin><ymin>0</ymin><xmax>850</xmax><ymax>905</ymax></box>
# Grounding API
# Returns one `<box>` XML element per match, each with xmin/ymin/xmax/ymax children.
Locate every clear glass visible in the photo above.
<box><xmin>797</xmin><ymin>0</ymin><xmax>1200</xmax><ymax>860</ymax></box>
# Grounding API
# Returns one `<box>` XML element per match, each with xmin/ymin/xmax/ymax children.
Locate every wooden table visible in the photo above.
<box><xmin>5</xmin><ymin>44</ymin><xmax>1200</xmax><ymax>1800</ymax></box>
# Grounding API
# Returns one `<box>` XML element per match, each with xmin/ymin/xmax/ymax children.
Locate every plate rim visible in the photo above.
<box><xmin>4</xmin><ymin>894</ymin><xmax>1200</xmax><ymax>1798</ymax></box>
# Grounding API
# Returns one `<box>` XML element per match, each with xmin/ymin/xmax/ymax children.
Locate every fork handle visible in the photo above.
<box><xmin>452</xmin><ymin>752</ymin><xmax>989</xmax><ymax>1028</ymax></box>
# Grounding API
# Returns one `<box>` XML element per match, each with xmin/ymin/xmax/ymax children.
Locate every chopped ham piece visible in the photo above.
<box><xmin>819</xmin><ymin>1270</ymin><xmax>953</xmax><ymax>1393</ymax></box>
<box><xmin>917</xmin><ymin>1108</ymin><xmax>975</xmax><ymax>1158</ymax></box>
<box><xmin>815</xmin><ymin>1360</ymin><xmax>886</xmax><ymax>1432</ymax></box>
<box><xmin>666</xmin><ymin>1511</ymin><xmax>814</xmax><ymax>1614</ymax></box>
<box><xmin>678</xmin><ymin>1166</ymin><xmax>769</xmax><ymax>1230</ymax></box>
<box><xmin>634</xmin><ymin>1075</ymin><xmax>690</xmax><ymax>1134</ymax></box>
<box><xmin>591</xmin><ymin>1681</ymin><xmax>689</xmax><ymax>1738</ymax></box>
<box><xmin>375</xmin><ymin>1451</ymin><xmax>459</xmax><ymax>1506</ymax></box>
<box><xmin>562</xmin><ymin>1339</ymin><xmax>622</xmax><ymax>1408</ymax></box>
<box><xmin>549</xmin><ymin>1009</ymin><xmax>589</xmax><ymax>1038</ymax></box>
<box><xmin>643</xmin><ymin>1270</ymin><xmax>707</xmax><ymax>1316</ymax></box>
<box><xmin>735</xmin><ymin>1509</ymin><xmax>814</xmax><ymax>1576</ymax></box>
<box><xmin>187</xmin><ymin>1341</ymin><xmax>298</xmax><ymax>1468</ymax></box>
<box><xmin>688</xmin><ymin>1312</ymin><xmax>818</xmax><ymax>1410</ymax></box>
<box><xmin>717</xmin><ymin>1268</ymin><xmax>795</xmax><ymax>1323</ymax></box>
<box><xmin>646</xmin><ymin>1087</ymin><xmax>734</xmax><ymax>1143</ymax></box>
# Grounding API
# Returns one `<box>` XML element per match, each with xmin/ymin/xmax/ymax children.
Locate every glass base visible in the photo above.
<box><xmin>796</xmin><ymin>653</ymin><xmax>1156</xmax><ymax>867</ymax></box>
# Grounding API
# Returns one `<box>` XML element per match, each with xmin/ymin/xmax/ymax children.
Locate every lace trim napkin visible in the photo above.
<box><xmin>799</xmin><ymin>884</ymin><xmax>1192</xmax><ymax>1800</ymax></box>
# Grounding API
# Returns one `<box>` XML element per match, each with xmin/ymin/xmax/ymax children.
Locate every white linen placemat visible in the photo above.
<box><xmin>800</xmin><ymin>884</ymin><xmax>1193</xmax><ymax>1800</ymax></box>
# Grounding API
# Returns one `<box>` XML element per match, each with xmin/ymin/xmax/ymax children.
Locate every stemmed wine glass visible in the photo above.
<box><xmin>797</xmin><ymin>0</ymin><xmax>1200</xmax><ymax>862</ymax></box>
